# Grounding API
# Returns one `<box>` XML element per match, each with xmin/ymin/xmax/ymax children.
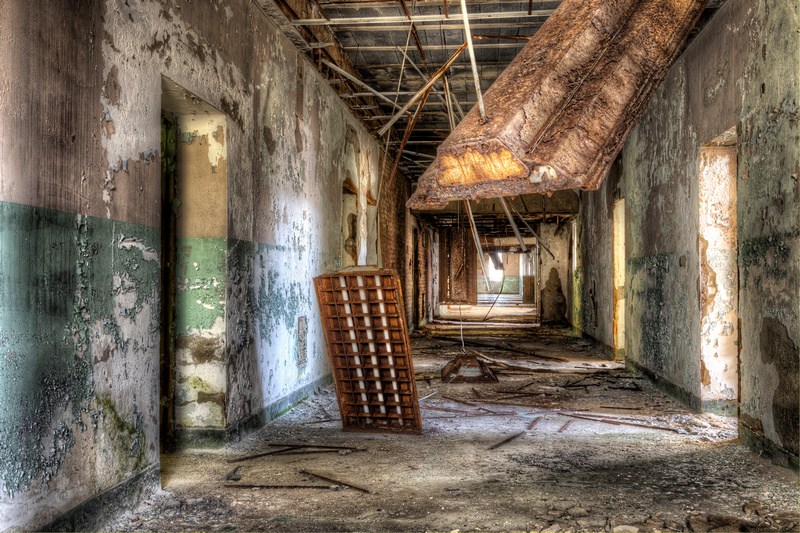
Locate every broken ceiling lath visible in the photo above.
<box><xmin>407</xmin><ymin>0</ymin><xmax>709</xmax><ymax>209</ymax></box>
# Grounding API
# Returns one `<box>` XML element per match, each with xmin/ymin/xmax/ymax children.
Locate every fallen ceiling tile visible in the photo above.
<box><xmin>408</xmin><ymin>0</ymin><xmax>709</xmax><ymax>209</ymax></box>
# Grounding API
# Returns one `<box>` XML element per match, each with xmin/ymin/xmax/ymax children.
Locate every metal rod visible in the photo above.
<box><xmin>377</xmin><ymin>42</ymin><xmax>468</xmax><ymax>136</ymax></box>
<box><xmin>465</xmin><ymin>200</ymin><xmax>493</xmax><ymax>293</ymax></box>
<box><xmin>460</xmin><ymin>0</ymin><xmax>486</xmax><ymax>122</ymax></box>
<box><xmin>320</xmin><ymin>59</ymin><xmax>409</xmax><ymax>114</ymax></box>
<box><xmin>508</xmin><ymin>201</ymin><xmax>555</xmax><ymax>259</ymax></box>
<box><xmin>388</xmin><ymin>88</ymin><xmax>432</xmax><ymax>187</ymax></box>
<box><xmin>293</xmin><ymin>9</ymin><xmax>556</xmax><ymax>26</ymax></box>
<box><xmin>444</xmin><ymin>76</ymin><xmax>456</xmax><ymax>131</ymax></box>
<box><xmin>499</xmin><ymin>197</ymin><xmax>528</xmax><ymax>253</ymax></box>
<box><xmin>447</xmin><ymin>77</ymin><xmax>466</xmax><ymax>120</ymax></box>
<box><xmin>394</xmin><ymin>46</ymin><xmax>454</xmax><ymax>120</ymax></box>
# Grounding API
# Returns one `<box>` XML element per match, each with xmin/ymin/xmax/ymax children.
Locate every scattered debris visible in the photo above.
<box><xmin>442</xmin><ymin>354</ymin><xmax>498</xmax><ymax>383</ymax></box>
<box><xmin>558</xmin><ymin>420</ymin><xmax>573</xmax><ymax>433</ymax></box>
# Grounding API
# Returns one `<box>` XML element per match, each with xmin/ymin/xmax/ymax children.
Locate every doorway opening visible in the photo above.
<box><xmin>160</xmin><ymin>77</ymin><xmax>229</xmax><ymax>452</ymax></box>
<box><xmin>613</xmin><ymin>198</ymin><xmax>626</xmax><ymax>360</ymax></box>
<box><xmin>698</xmin><ymin>128</ymin><xmax>738</xmax><ymax>415</ymax></box>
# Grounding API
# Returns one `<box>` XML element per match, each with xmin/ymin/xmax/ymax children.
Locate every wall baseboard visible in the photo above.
<box><xmin>739</xmin><ymin>423</ymin><xmax>799</xmax><ymax>473</ymax></box>
<box><xmin>225</xmin><ymin>373</ymin><xmax>335</xmax><ymax>443</ymax></box>
<box><xmin>41</xmin><ymin>463</ymin><xmax>160</xmax><ymax>532</ymax></box>
<box><xmin>626</xmin><ymin>359</ymin><xmax>702</xmax><ymax>413</ymax></box>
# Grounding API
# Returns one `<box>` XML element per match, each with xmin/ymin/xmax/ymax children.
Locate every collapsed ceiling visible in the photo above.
<box><xmin>259</xmin><ymin>0</ymin><xmax>728</xmax><ymax>223</ymax></box>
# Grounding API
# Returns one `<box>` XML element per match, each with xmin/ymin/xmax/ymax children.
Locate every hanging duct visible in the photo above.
<box><xmin>407</xmin><ymin>0</ymin><xmax>709</xmax><ymax>210</ymax></box>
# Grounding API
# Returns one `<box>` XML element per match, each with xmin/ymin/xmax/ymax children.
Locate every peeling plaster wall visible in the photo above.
<box><xmin>0</xmin><ymin>0</ymin><xmax>389</xmax><ymax>528</ymax></box>
<box><xmin>619</xmin><ymin>0</ymin><xmax>798</xmax><ymax>463</ymax></box>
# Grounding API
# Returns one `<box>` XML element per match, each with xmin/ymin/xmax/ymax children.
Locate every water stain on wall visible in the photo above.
<box><xmin>758</xmin><ymin>317</ymin><xmax>799</xmax><ymax>456</ymax></box>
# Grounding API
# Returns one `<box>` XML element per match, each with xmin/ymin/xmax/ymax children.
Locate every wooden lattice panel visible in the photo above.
<box><xmin>314</xmin><ymin>268</ymin><xmax>421</xmax><ymax>434</ymax></box>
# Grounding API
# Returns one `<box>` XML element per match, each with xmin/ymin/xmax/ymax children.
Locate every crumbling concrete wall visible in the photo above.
<box><xmin>619</xmin><ymin>0</ymin><xmax>798</xmax><ymax>466</ymax></box>
<box><xmin>0</xmin><ymin>0</ymin><xmax>391</xmax><ymax>529</ymax></box>
<box><xmin>579</xmin><ymin>160</ymin><xmax>624</xmax><ymax>352</ymax></box>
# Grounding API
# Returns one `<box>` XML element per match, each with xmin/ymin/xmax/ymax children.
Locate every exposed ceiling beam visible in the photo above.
<box><xmin>293</xmin><ymin>9</ymin><xmax>555</xmax><ymax>25</ymax></box>
<box><xmin>335</xmin><ymin>20</ymin><xmax>545</xmax><ymax>31</ymax></box>
<box><xmin>319</xmin><ymin>0</ymin><xmax>559</xmax><ymax>8</ymax></box>
<box><xmin>355</xmin><ymin>60</ymin><xmax>509</xmax><ymax>70</ymax></box>
<box><xmin>343</xmin><ymin>42</ymin><xmax>526</xmax><ymax>52</ymax></box>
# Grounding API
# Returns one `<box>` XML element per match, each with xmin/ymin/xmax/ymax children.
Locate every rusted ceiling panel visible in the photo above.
<box><xmin>407</xmin><ymin>0</ymin><xmax>709</xmax><ymax>209</ymax></box>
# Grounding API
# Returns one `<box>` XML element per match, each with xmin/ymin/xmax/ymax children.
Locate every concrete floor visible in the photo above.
<box><xmin>107</xmin><ymin>327</ymin><xmax>799</xmax><ymax>532</ymax></box>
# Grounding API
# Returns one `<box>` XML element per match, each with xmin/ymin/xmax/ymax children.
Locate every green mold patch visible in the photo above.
<box><xmin>256</xmin><ymin>260</ymin><xmax>311</xmax><ymax>346</ymax></box>
<box><xmin>175</xmin><ymin>238</ymin><xmax>227</xmax><ymax>334</ymax></box>
<box><xmin>628</xmin><ymin>253</ymin><xmax>674</xmax><ymax>376</ymax></box>
<box><xmin>739</xmin><ymin>231</ymin><xmax>798</xmax><ymax>289</ymax></box>
<box><xmin>0</xmin><ymin>201</ymin><xmax>159</xmax><ymax>496</ymax></box>
<box><xmin>95</xmin><ymin>394</ymin><xmax>149</xmax><ymax>480</ymax></box>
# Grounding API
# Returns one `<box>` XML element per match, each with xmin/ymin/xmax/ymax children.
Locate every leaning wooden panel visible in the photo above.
<box><xmin>313</xmin><ymin>267</ymin><xmax>422</xmax><ymax>434</ymax></box>
<box><xmin>408</xmin><ymin>0</ymin><xmax>709</xmax><ymax>209</ymax></box>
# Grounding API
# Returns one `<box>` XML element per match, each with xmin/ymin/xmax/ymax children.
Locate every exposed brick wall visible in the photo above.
<box><xmin>378</xmin><ymin>165</ymin><xmax>412</xmax><ymax>322</ymax></box>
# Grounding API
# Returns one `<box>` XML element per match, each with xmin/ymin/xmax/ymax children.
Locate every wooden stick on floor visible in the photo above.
<box><xmin>488</xmin><ymin>431</ymin><xmax>525</xmax><ymax>450</ymax></box>
<box><xmin>300</xmin><ymin>469</ymin><xmax>372</xmax><ymax>494</ymax></box>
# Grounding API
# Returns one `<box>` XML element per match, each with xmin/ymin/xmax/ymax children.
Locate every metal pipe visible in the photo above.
<box><xmin>394</xmin><ymin>46</ymin><xmax>455</xmax><ymax>122</ymax></box>
<box><xmin>499</xmin><ymin>198</ymin><xmax>527</xmax><ymax>253</ymax></box>
<box><xmin>465</xmin><ymin>200</ymin><xmax>493</xmax><ymax>293</ymax></box>
<box><xmin>460</xmin><ymin>0</ymin><xmax>486</xmax><ymax>121</ymax></box>
<box><xmin>321</xmin><ymin>59</ymin><xmax>410</xmax><ymax>114</ymax></box>
<box><xmin>445</xmin><ymin>75</ymin><xmax>465</xmax><ymax>120</ymax></box>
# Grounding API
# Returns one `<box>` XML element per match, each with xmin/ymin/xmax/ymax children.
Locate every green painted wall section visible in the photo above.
<box><xmin>0</xmin><ymin>200</ymin><xmax>159</xmax><ymax>496</ymax></box>
<box><xmin>174</xmin><ymin>237</ymin><xmax>227</xmax><ymax>334</ymax></box>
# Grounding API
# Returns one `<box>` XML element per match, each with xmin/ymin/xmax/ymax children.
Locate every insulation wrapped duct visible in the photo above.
<box><xmin>407</xmin><ymin>0</ymin><xmax>709</xmax><ymax>209</ymax></box>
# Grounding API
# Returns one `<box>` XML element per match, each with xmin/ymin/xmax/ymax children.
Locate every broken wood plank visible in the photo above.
<box><xmin>527</xmin><ymin>416</ymin><xmax>543</xmax><ymax>430</ymax></box>
<box><xmin>488</xmin><ymin>431</ymin><xmax>525</xmax><ymax>450</ymax></box>
<box><xmin>558</xmin><ymin>420</ymin><xmax>573</xmax><ymax>433</ymax></box>
<box><xmin>300</xmin><ymin>469</ymin><xmax>372</xmax><ymax>493</ymax></box>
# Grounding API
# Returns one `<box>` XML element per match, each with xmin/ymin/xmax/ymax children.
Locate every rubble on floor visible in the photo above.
<box><xmin>106</xmin><ymin>327</ymin><xmax>798</xmax><ymax>533</ymax></box>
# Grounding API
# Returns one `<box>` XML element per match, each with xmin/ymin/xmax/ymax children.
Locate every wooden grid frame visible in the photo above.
<box><xmin>314</xmin><ymin>268</ymin><xmax>421</xmax><ymax>434</ymax></box>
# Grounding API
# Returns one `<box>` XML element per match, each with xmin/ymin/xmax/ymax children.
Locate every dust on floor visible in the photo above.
<box><xmin>107</xmin><ymin>327</ymin><xmax>799</xmax><ymax>533</ymax></box>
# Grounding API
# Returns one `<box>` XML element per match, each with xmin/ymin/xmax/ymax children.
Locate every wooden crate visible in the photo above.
<box><xmin>314</xmin><ymin>268</ymin><xmax>421</xmax><ymax>434</ymax></box>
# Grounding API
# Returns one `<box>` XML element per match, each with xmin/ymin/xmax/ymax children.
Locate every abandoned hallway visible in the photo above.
<box><xmin>98</xmin><ymin>328</ymin><xmax>799</xmax><ymax>533</ymax></box>
<box><xmin>1</xmin><ymin>0</ymin><xmax>799</xmax><ymax>531</ymax></box>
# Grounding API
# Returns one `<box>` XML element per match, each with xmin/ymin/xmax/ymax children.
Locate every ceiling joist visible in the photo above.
<box><xmin>293</xmin><ymin>9</ymin><xmax>556</xmax><ymax>25</ymax></box>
